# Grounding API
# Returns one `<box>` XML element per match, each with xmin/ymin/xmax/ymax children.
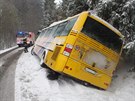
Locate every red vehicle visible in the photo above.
<box><xmin>16</xmin><ymin>32</ymin><xmax>35</xmax><ymax>47</ymax></box>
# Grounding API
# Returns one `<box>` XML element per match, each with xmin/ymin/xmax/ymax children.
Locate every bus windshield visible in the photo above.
<box><xmin>82</xmin><ymin>17</ymin><xmax>123</xmax><ymax>53</ymax></box>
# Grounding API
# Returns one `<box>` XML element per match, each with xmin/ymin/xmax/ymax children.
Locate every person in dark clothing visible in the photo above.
<box><xmin>23</xmin><ymin>38</ymin><xmax>28</xmax><ymax>53</ymax></box>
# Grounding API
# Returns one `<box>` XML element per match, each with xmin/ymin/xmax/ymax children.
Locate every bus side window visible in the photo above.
<box><xmin>54</xmin><ymin>22</ymin><xmax>67</xmax><ymax>37</ymax></box>
<box><xmin>39</xmin><ymin>30</ymin><xmax>45</xmax><ymax>38</ymax></box>
<box><xmin>44</xmin><ymin>28</ymin><xmax>53</xmax><ymax>41</ymax></box>
<box><xmin>61</xmin><ymin>17</ymin><xmax>78</xmax><ymax>36</ymax></box>
<box><xmin>43</xmin><ymin>29</ymin><xmax>51</xmax><ymax>38</ymax></box>
<box><xmin>50</xmin><ymin>26</ymin><xmax>58</xmax><ymax>38</ymax></box>
<box><xmin>46</xmin><ymin>26</ymin><xmax>58</xmax><ymax>42</ymax></box>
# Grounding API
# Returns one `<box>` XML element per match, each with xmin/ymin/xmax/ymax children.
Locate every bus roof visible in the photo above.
<box><xmin>42</xmin><ymin>14</ymin><xmax>79</xmax><ymax>31</ymax></box>
<box><xmin>42</xmin><ymin>11</ymin><xmax>124</xmax><ymax>39</ymax></box>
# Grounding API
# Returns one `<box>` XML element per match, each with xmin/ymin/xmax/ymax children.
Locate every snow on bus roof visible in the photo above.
<box><xmin>41</xmin><ymin>20</ymin><xmax>66</xmax><ymax>31</ymax></box>
<box><xmin>41</xmin><ymin>14</ymin><xmax>79</xmax><ymax>31</ymax></box>
<box><xmin>49</xmin><ymin>14</ymin><xmax>79</xmax><ymax>27</ymax></box>
<box><xmin>42</xmin><ymin>11</ymin><xmax>124</xmax><ymax>38</ymax></box>
<box><xmin>49</xmin><ymin>20</ymin><xmax>65</xmax><ymax>27</ymax></box>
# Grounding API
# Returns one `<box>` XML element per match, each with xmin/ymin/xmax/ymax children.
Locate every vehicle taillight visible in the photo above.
<box><xmin>63</xmin><ymin>44</ymin><xmax>73</xmax><ymax>56</ymax></box>
<box><xmin>29</xmin><ymin>34</ymin><xmax>31</xmax><ymax>38</ymax></box>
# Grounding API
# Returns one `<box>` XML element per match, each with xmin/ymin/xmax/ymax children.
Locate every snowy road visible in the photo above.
<box><xmin>15</xmin><ymin>48</ymin><xmax>135</xmax><ymax>101</ymax></box>
<box><xmin>0</xmin><ymin>48</ymin><xmax>23</xmax><ymax>101</ymax></box>
<box><xmin>0</xmin><ymin>47</ymin><xmax>135</xmax><ymax>101</ymax></box>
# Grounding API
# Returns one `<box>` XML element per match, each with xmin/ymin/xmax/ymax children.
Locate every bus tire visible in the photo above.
<box><xmin>81</xmin><ymin>81</ymin><xmax>90</xmax><ymax>87</ymax></box>
<box><xmin>47</xmin><ymin>71</ymin><xmax>60</xmax><ymax>80</ymax></box>
<box><xmin>40</xmin><ymin>62</ymin><xmax>46</xmax><ymax>67</ymax></box>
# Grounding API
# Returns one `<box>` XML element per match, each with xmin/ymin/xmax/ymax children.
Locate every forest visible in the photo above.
<box><xmin>0</xmin><ymin>0</ymin><xmax>135</xmax><ymax>68</ymax></box>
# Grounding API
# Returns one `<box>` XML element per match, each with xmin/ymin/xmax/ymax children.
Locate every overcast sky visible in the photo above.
<box><xmin>55</xmin><ymin>0</ymin><xmax>62</xmax><ymax>4</ymax></box>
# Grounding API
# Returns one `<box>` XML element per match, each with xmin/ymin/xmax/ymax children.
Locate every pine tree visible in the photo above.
<box><xmin>67</xmin><ymin>0</ymin><xmax>89</xmax><ymax>17</ymax></box>
<box><xmin>43</xmin><ymin>0</ymin><xmax>57</xmax><ymax>27</ymax></box>
<box><xmin>88</xmin><ymin>0</ymin><xmax>135</xmax><ymax>42</ymax></box>
<box><xmin>56</xmin><ymin>0</ymin><xmax>73</xmax><ymax>20</ymax></box>
<box><xmin>56</xmin><ymin>0</ymin><xmax>89</xmax><ymax>20</ymax></box>
<box><xmin>0</xmin><ymin>0</ymin><xmax>44</xmax><ymax>50</ymax></box>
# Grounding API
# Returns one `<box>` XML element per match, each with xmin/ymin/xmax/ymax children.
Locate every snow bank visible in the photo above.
<box><xmin>0</xmin><ymin>46</ymin><xmax>18</xmax><ymax>55</ymax></box>
<box><xmin>0</xmin><ymin>45</ymin><xmax>18</xmax><ymax>67</ymax></box>
<box><xmin>15</xmin><ymin>48</ymin><xmax>135</xmax><ymax>101</ymax></box>
<box><xmin>124</xmin><ymin>40</ymin><xmax>135</xmax><ymax>49</ymax></box>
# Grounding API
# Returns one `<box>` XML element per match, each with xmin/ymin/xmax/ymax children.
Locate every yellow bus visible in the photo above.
<box><xmin>32</xmin><ymin>11</ymin><xmax>124</xmax><ymax>89</ymax></box>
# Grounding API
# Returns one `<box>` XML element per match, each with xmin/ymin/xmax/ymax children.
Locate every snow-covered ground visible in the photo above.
<box><xmin>15</xmin><ymin>48</ymin><xmax>135</xmax><ymax>101</ymax></box>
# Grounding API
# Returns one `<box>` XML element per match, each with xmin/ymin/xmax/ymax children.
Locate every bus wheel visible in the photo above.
<box><xmin>40</xmin><ymin>62</ymin><xmax>46</xmax><ymax>67</ymax></box>
<box><xmin>47</xmin><ymin>71</ymin><xmax>60</xmax><ymax>80</ymax></box>
<box><xmin>81</xmin><ymin>81</ymin><xmax>89</xmax><ymax>87</ymax></box>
